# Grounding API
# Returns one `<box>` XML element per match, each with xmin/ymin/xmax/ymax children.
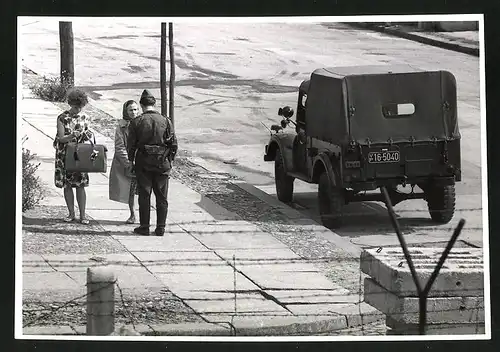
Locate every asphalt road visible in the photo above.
<box><xmin>19</xmin><ymin>19</ymin><xmax>485</xmax><ymax>250</ymax></box>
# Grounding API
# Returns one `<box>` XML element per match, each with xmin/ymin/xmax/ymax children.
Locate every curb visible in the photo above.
<box><xmin>345</xmin><ymin>23</ymin><xmax>479</xmax><ymax>57</ymax></box>
<box><xmin>23</xmin><ymin>312</ymin><xmax>385</xmax><ymax>336</ymax></box>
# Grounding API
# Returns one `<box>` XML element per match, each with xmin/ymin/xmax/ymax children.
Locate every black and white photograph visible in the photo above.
<box><xmin>16</xmin><ymin>15</ymin><xmax>489</xmax><ymax>340</ymax></box>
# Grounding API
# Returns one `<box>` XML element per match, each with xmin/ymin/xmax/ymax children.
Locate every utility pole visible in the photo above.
<box><xmin>168</xmin><ymin>22</ymin><xmax>175</xmax><ymax>129</ymax></box>
<box><xmin>160</xmin><ymin>22</ymin><xmax>168</xmax><ymax>117</ymax></box>
<box><xmin>59</xmin><ymin>21</ymin><xmax>75</xmax><ymax>87</ymax></box>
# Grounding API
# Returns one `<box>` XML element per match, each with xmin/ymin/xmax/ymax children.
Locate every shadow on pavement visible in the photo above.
<box><xmin>96</xmin><ymin>219</ymin><xmax>134</xmax><ymax>226</ymax></box>
<box><xmin>194</xmin><ymin>194</ymin><xmax>242</xmax><ymax>221</ymax></box>
<box><xmin>22</xmin><ymin>225</ymin><xmax>110</xmax><ymax>237</ymax></box>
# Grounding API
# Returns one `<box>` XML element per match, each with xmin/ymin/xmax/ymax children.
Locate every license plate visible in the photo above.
<box><xmin>368</xmin><ymin>151</ymin><xmax>400</xmax><ymax>163</ymax></box>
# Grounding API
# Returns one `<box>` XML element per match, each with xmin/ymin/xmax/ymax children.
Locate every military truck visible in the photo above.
<box><xmin>263</xmin><ymin>65</ymin><xmax>461</xmax><ymax>228</ymax></box>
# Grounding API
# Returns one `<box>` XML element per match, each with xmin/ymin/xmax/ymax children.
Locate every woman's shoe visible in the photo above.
<box><xmin>64</xmin><ymin>216</ymin><xmax>76</xmax><ymax>222</ymax></box>
<box><xmin>80</xmin><ymin>218</ymin><xmax>90</xmax><ymax>225</ymax></box>
<box><xmin>125</xmin><ymin>216</ymin><xmax>136</xmax><ymax>224</ymax></box>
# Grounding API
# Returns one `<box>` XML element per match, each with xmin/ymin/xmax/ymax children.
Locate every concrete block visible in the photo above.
<box><xmin>360</xmin><ymin>247</ymin><xmax>484</xmax><ymax>297</ymax></box>
<box><xmin>364</xmin><ymin>278</ymin><xmax>484</xmax><ymax>324</ymax></box>
<box><xmin>86</xmin><ymin>267</ymin><xmax>116</xmax><ymax>336</ymax></box>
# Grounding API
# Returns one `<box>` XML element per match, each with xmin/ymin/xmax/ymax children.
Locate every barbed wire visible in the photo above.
<box><xmin>22</xmin><ymin>296</ymin><xmax>485</xmax><ymax>310</ymax></box>
<box><xmin>22</xmin><ymin>307</ymin><xmax>485</xmax><ymax>329</ymax></box>
<box><xmin>230</xmin><ymin>254</ymin><xmax>237</xmax><ymax>336</ymax></box>
<box><xmin>22</xmin><ymin>206</ymin><xmax>485</xmax><ymax>336</ymax></box>
<box><xmin>22</xmin><ymin>289</ymin><xmax>485</xmax><ymax>317</ymax></box>
<box><xmin>357</xmin><ymin>263</ymin><xmax>365</xmax><ymax>336</ymax></box>
<box><xmin>22</xmin><ymin>253</ymin><xmax>485</xmax><ymax>267</ymax></box>
<box><xmin>22</xmin><ymin>285</ymin><xmax>485</xmax><ymax>336</ymax></box>
<box><xmin>22</xmin><ymin>279</ymin><xmax>116</xmax><ymax>328</ymax></box>
<box><xmin>116</xmin><ymin>280</ymin><xmax>136</xmax><ymax>331</ymax></box>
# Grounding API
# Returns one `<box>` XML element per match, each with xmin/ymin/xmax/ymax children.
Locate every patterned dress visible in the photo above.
<box><xmin>54</xmin><ymin>111</ymin><xmax>93</xmax><ymax>188</ymax></box>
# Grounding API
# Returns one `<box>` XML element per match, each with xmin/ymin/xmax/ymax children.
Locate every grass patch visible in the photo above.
<box><xmin>29</xmin><ymin>75</ymin><xmax>72</xmax><ymax>102</ymax></box>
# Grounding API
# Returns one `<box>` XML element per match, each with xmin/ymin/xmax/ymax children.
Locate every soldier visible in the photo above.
<box><xmin>127</xmin><ymin>89</ymin><xmax>178</xmax><ymax>236</ymax></box>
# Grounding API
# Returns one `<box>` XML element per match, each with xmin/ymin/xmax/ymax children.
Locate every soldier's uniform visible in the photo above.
<box><xmin>127</xmin><ymin>90</ymin><xmax>178</xmax><ymax>236</ymax></box>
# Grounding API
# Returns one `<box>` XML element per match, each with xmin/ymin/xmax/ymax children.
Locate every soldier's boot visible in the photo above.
<box><xmin>154</xmin><ymin>226</ymin><xmax>165</xmax><ymax>237</ymax></box>
<box><xmin>134</xmin><ymin>225</ymin><xmax>150</xmax><ymax>236</ymax></box>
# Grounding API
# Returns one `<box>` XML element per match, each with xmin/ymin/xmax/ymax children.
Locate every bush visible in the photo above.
<box><xmin>22</xmin><ymin>144</ymin><xmax>45</xmax><ymax>212</ymax></box>
<box><xmin>30</xmin><ymin>76</ymin><xmax>72</xmax><ymax>102</ymax></box>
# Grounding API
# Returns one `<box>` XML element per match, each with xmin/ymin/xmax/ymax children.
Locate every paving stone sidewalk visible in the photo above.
<box><xmin>20</xmin><ymin>82</ymin><xmax>385</xmax><ymax>336</ymax></box>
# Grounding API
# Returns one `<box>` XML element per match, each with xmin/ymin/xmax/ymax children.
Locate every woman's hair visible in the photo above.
<box><xmin>67</xmin><ymin>89</ymin><xmax>89</xmax><ymax>108</ymax></box>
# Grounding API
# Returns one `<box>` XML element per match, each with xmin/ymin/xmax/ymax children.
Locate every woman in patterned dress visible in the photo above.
<box><xmin>54</xmin><ymin>89</ymin><xmax>93</xmax><ymax>224</ymax></box>
<box><xmin>109</xmin><ymin>100</ymin><xmax>140</xmax><ymax>223</ymax></box>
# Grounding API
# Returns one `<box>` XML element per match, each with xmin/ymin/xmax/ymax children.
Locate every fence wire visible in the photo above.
<box><xmin>22</xmin><ymin>251</ymin><xmax>485</xmax><ymax>336</ymax></box>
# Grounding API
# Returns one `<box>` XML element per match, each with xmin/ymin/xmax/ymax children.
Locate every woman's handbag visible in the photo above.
<box><xmin>65</xmin><ymin>134</ymin><xmax>108</xmax><ymax>173</ymax></box>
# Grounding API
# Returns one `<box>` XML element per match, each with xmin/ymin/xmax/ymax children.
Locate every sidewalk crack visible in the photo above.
<box><xmin>39</xmin><ymin>254</ymin><xmax>59</xmax><ymax>273</ymax></box>
<box><xmin>69</xmin><ymin>325</ymin><xmax>80</xmax><ymax>335</ymax></box>
<box><xmin>147</xmin><ymin>323</ymin><xmax>157</xmax><ymax>336</ymax></box>
<box><xmin>258</xmin><ymin>290</ymin><xmax>294</xmax><ymax>315</ymax></box>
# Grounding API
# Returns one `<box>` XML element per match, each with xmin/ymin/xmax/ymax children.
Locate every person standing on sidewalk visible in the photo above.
<box><xmin>109</xmin><ymin>100</ymin><xmax>140</xmax><ymax>223</ymax></box>
<box><xmin>53</xmin><ymin>89</ymin><xmax>93</xmax><ymax>224</ymax></box>
<box><xmin>127</xmin><ymin>90</ymin><xmax>178</xmax><ymax>236</ymax></box>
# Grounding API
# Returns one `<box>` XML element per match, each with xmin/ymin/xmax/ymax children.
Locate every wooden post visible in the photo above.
<box><xmin>168</xmin><ymin>22</ymin><xmax>175</xmax><ymax>129</ymax></box>
<box><xmin>160</xmin><ymin>22</ymin><xmax>168</xmax><ymax>117</ymax></box>
<box><xmin>86</xmin><ymin>267</ymin><xmax>115</xmax><ymax>336</ymax></box>
<box><xmin>59</xmin><ymin>21</ymin><xmax>74</xmax><ymax>87</ymax></box>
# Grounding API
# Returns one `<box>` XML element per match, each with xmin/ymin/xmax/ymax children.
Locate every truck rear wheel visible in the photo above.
<box><xmin>318</xmin><ymin>173</ymin><xmax>344</xmax><ymax>228</ymax></box>
<box><xmin>275</xmin><ymin>148</ymin><xmax>294</xmax><ymax>203</ymax></box>
<box><xmin>425</xmin><ymin>184</ymin><xmax>456</xmax><ymax>224</ymax></box>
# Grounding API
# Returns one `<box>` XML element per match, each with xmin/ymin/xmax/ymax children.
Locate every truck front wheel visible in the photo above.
<box><xmin>318</xmin><ymin>172</ymin><xmax>344</xmax><ymax>229</ymax></box>
<box><xmin>275</xmin><ymin>148</ymin><xmax>294</xmax><ymax>203</ymax></box>
<box><xmin>425</xmin><ymin>184</ymin><xmax>456</xmax><ymax>224</ymax></box>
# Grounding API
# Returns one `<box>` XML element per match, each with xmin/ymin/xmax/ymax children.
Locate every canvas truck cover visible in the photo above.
<box><xmin>306</xmin><ymin>66</ymin><xmax>459</xmax><ymax>145</ymax></box>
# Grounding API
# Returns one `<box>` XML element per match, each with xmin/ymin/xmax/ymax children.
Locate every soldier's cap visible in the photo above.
<box><xmin>140</xmin><ymin>89</ymin><xmax>156</xmax><ymax>105</ymax></box>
